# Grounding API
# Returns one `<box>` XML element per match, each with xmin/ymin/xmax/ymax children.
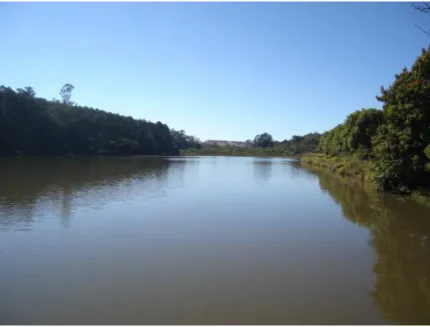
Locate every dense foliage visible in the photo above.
<box><xmin>372</xmin><ymin>48</ymin><xmax>430</xmax><ymax>192</ymax></box>
<box><xmin>279</xmin><ymin>132</ymin><xmax>321</xmax><ymax>155</ymax></box>
<box><xmin>315</xmin><ymin>48</ymin><xmax>430</xmax><ymax>193</ymax></box>
<box><xmin>253</xmin><ymin>133</ymin><xmax>274</xmax><ymax>148</ymax></box>
<box><xmin>0</xmin><ymin>85</ymin><xmax>179</xmax><ymax>156</ymax></box>
<box><xmin>318</xmin><ymin>108</ymin><xmax>384</xmax><ymax>157</ymax></box>
<box><xmin>170</xmin><ymin>129</ymin><xmax>202</xmax><ymax>151</ymax></box>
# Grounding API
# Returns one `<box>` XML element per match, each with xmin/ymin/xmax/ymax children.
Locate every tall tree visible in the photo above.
<box><xmin>372</xmin><ymin>48</ymin><xmax>430</xmax><ymax>192</ymax></box>
<box><xmin>59</xmin><ymin>83</ymin><xmax>75</xmax><ymax>106</ymax></box>
<box><xmin>253</xmin><ymin>133</ymin><xmax>274</xmax><ymax>148</ymax></box>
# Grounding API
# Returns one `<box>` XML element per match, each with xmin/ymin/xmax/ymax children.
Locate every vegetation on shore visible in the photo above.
<box><xmin>184</xmin><ymin>132</ymin><xmax>320</xmax><ymax>157</ymax></box>
<box><xmin>1</xmin><ymin>84</ymin><xmax>318</xmax><ymax>159</ymax></box>
<box><xmin>301</xmin><ymin>47</ymin><xmax>430</xmax><ymax>197</ymax></box>
<box><xmin>183</xmin><ymin>146</ymin><xmax>303</xmax><ymax>157</ymax></box>
<box><xmin>301</xmin><ymin>154</ymin><xmax>373</xmax><ymax>183</ymax></box>
<box><xmin>301</xmin><ymin>153</ymin><xmax>430</xmax><ymax>206</ymax></box>
<box><xmin>3</xmin><ymin>45</ymin><xmax>430</xmax><ymax>201</ymax></box>
<box><xmin>0</xmin><ymin>85</ymin><xmax>201</xmax><ymax>156</ymax></box>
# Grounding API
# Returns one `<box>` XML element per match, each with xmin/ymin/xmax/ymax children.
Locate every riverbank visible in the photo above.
<box><xmin>300</xmin><ymin>153</ymin><xmax>430</xmax><ymax>207</ymax></box>
<box><xmin>182</xmin><ymin>148</ymin><xmax>306</xmax><ymax>159</ymax></box>
<box><xmin>300</xmin><ymin>154</ymin><xmax>373</xmax><ymax>182</ymax></box>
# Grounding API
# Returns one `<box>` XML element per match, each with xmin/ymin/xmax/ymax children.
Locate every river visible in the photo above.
<box><xmin>1</xmin><ymin>156</ymin><xmax>429</xmax><ymax>324</ymax></box>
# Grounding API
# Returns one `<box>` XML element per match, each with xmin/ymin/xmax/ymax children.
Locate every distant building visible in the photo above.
<box><xmin>203</xmin><ymin>140</ymin><xmax>249</xmax><ymax>148</ymax></box>
<box><xmin>229</xmin><ymin>141</ymin><xmax>248</xmax><ymax>148</ymax></box>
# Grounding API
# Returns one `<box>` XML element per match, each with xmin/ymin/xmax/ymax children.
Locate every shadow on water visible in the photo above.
<box><xmin>0</xmin><ymin>157</ymin><xmax>189</xmax><ymax>231</ymax></box>
<box><xmin>309</xmin><ymin>168</ymin><xmax>430</xmax><ymax>324</ymax></box>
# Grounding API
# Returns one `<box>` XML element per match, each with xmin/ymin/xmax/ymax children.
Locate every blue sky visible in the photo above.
<box><xmin>1</xmin><ymin>2</ymin><xmax>429</xmax><ymax>141</ymax></box>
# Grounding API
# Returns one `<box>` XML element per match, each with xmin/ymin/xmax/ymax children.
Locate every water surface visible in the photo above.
<box><xmin>1</xmin><ymin>156</ymin><xmax>429</xmax><ymax>324</ymax></box>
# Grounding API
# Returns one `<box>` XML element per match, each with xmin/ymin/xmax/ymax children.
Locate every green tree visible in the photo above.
<box><xmin>59</xmin><ymin>83</ymin><xmax>75</xmax><ymax>106</ymax></box>
<box><xmin>170</xmin><ymin>129</ymin><xmax>201</xmax><ymax>150</ymax></box>
<box><xmin>317</xmin><ymin>109</ymin><xmax>383</xmax><ymax>157</ymax></box>
<box><xmin>253</xmin><ymin>133</ymin><xmax>274</xmax><ymax>148</ymax></box>
<box><xmin>16</xmin><ymin>86</ymin><xmax>36</xmax><ymax>98</ymax></box>
<box><xmin>343</xmin><ymin>108</ymin><xmax>384</xmax><ymax>155</ymax></box>
<box><xmin>372</xmin><ymin>48</ymin><xmax>430</xmax><ymax>192</ymax></box>
<box><xmin>0</xmin><ymin>85</ymin><xmax>179</xmax><ymax>156</ymax></box>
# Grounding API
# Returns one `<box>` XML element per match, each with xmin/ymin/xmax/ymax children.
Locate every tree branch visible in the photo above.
<box><xmin>412</xmin><ymin>2</ymin><xmax>430</xmax><ymax>13</ymax></box>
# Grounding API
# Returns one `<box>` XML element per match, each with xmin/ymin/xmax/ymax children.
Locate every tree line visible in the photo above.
<box><xmin>170</xmin><ymin>129</ymin><xmax>202</xmax><ymax>151</ymax></box>
<box><xmin>315</xmin><ymin>47</ymin><xmax>430</xmax><ymax>194</ymax></box>
<box><xmin>0</xmin><ymin>85</ymin><xmax>192</xmax><ymax>156</ymax></box>
<box><xmin>0</xmin><ymin>82</ymin><xmax>321</xmax><ymax>158</ymax></box>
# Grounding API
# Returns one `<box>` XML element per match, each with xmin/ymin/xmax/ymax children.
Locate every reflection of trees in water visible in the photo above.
<box><xmin>288</xmin><ymin>161</ymin><xmax>319</xmax><ymax>182</ymax></box>
<box><xmin>252</xmin><ymin>160</ymin><xmax>272</xmax><ymax>183</ymax></box>
<box><xmin>316</xmin><ymin>170</ymin><xmax>430</xmax><ymax>324</ymax></box>
<box><xmin>252</xmin><ymin>159</ymin><xmax>318</xmax><ymax>183</ymax></box>
<box><xmin>61</xmin><ymin>186</ymin><xmax>72</xmax><ymax>229</ymax></box>
<box><xmin>166</xmin><ymin>158</ymin><xmax>196</xmax><ymax>189</ymax></box>
<box><xmin>0</xmin><ymin>157</ymin><xmax>186</xmax><ymax>230</ymax></box>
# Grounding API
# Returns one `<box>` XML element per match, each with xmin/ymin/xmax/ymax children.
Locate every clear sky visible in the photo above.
<box><xmin>1</xmin><ymin>2</ymin><xmax>429</xmax><ymax>141</ymax></box>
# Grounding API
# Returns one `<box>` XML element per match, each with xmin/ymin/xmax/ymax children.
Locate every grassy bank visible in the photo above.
<box><xmin>300</xmin><ymin>153</ymin><xmax>373</xmax><ymax>182</ymax></box>
<box><xmin>301</xmin><ymin>153</ymin><xmax>430</xmax><ymax>207</ymax></box>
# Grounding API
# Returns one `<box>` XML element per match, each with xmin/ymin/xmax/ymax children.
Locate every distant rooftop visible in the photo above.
<box><xmin>203</xmin><ymin>140</ymin><xmax>252</xmax><ymax>147</ymax></box>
